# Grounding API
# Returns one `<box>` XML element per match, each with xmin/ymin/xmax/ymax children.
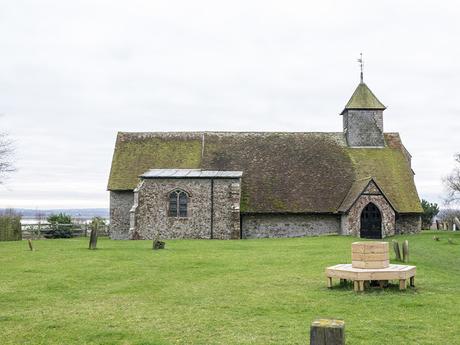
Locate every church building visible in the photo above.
<box><xmin>107</xmin><ymin>78</ymin><xmax>422</xmax><ymax>240</ymax></box>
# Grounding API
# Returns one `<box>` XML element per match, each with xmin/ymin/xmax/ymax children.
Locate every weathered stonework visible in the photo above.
<box><xmin>343</xmin><ymin>194</ymin><xmax>395</xmax><ymax>238</ymax></box>
<box><xmin>130</xmin><ymin>177</ymin><xmax>241</xmax><ymax>240</ymax></box>
<box><xmin>396</xmin><ymin>214</ymin><xmax>421</xmax><ymax>234</ymax></box>
<box><xmin>241</xmin><ymin>214</ymin><xmax>341</xmax><ymax>239</ymax></box>
<box><xmin>109</xmin><ymin>191</ymin><xmax>134</xmax><ymax>239</ymax></box>
<box><xmin>343</xmin><ymin>109</ymin><xmax>384</xmax><ymax>147</ymax></box>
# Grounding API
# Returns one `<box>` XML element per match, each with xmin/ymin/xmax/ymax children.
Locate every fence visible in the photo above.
<box><xmin>21</xmin><ymin>223</ymin><xmax>110</xmax><ymax>239</ymax></box>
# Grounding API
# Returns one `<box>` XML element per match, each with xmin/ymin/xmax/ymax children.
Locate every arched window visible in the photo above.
<box><xmin>168</xmin><ymin>190</ymin><xmax>188</xmax><ymax>217</ymax></box>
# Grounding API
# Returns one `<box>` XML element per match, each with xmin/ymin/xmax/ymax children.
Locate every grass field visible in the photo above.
<box><xmin>1</xmin><ymin>232</ymin><xmax>460</xmax><ymax>345</ymax></box>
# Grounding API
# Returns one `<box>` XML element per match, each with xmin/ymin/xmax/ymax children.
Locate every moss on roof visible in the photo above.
<box><xmin>107</xmin><ymin>132</ymin><xmax>202</xmax><ymax>190</ymax></box>
<box><xmin>342</xmin><ymin>82</ymin><xmax>386</xmax><ymax>114</ymax></box>
<box><xmin>200</xmin><ymin>132</ymin><xmax>354</xmax><ymax>213</ymax></box>
<box><xmin>345</xmin><ymin>142</ymin><xmax>422</xmax><ymax>213</ymax></box>
<box><xmin>107</xmin><ymin>132</ymin><xmax>422</xmax><ymax>214</ymax></box>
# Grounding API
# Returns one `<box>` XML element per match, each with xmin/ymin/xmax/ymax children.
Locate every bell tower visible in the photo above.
<box><xmin>341</xmin><ymin>56</ymin><xmax>386</xmax><ymax>147</ymax></box>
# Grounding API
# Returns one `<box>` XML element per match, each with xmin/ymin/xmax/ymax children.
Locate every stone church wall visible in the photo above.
<box><xmin>133</xmin><ymin>178</ymin><xmax>241</xmax><ymax>240</ymax></box>
<box><xmin>396</xmin><ymin>214</ymin><xmax>421</xmax><ymax>234</ymax></box>
<box><xmin>343</xmin><ymin>194</ymin><xmax>395</xmax><ymax>238</ymax></box>
<box><xmin>241</xmin><ymin>214</ymin><xmax>341</xmax><ymax>239</ymax></box>
<box><xmin>109</xmin><ymin>191</ymin><xmax>134</xmax><ymax>239</ymax></box>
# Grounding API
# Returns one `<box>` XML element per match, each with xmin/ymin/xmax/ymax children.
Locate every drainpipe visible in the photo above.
<box><xmin>210</xmin><ymin>178</ymin><xmax>214</xmax><ymax>239</ymax></box>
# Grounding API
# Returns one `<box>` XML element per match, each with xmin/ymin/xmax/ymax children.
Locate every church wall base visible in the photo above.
<box><xmin>241</xmin><ymin>214</ymin><xmax>341</xmax><ymax>239</ymax></box>
<box><xmin>396</xmin><ymin>214</ymin><xmax>422</xmax><ymax>234</ymax></box>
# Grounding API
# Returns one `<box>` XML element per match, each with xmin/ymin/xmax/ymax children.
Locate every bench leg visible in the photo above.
<box><xmin>410</xmin><ymin>276</ymin><xmax>415</xmax><ymax>287</ymax></box>
<box><xmin>327</xmin><ymin>277</ymin><xmax>333</xmax><ymax>288</ymax></box>
<box><xmin>399</xmin><ymin>279</ymin><xmax>406</xmax><ymax>290</ymax></box>
<box><xmin>359</xmin><ymin>281</ymin><xmax>365</xmax><ymax>292</ymax></box>
<box><xmin>353</xmin><ymin>280</ymin><xmax>359</xmax><ymax>292</ymax></box>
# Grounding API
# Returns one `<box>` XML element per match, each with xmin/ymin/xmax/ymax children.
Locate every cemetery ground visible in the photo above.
<box><xmin>1</xmin><ymin>232</ymin><xmax>459</xmax><ymax>345</ymax></box>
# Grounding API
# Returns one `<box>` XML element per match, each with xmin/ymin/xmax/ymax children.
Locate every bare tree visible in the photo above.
<box><xmin>444</xmin><ymin>153</ymin><xmax>460</xmax><ymax>204</ymax></box>
<box><xmin>0</xmin><ymin>132</ymin><xmax>15</xmax><ymax>183</ymax></box>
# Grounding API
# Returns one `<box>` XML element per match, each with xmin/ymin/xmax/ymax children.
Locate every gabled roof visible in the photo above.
<box><xmin>107</xmin><ymin>132</ymin><xmax>423</xmax><ymax>214</ymax></box>
<box><xmin>338</xmin><ymin>177</ymin><xmax>396</xmax><ymax>213</ymax></box>
<box><xmin>341</xmin><ymin>82</ymin><xmax>386</xmax><ymax>114</ymax></box>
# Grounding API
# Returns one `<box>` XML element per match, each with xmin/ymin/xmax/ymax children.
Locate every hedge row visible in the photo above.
<box><xmin>0</xmin><ymin>215</ymin><xmax>22</xmax><ymax>241</ymax></box>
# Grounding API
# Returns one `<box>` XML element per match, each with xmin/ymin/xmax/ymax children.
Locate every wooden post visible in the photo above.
<box><xmin>402</xmin><ymin>240</ymin><xmax>409</xmax><ymax>263</ymax></box>
<box><xmin>28</xmin><ymin>239</ymin><xmax>34</xmax><ymax>251</ymax></box>
<box><xmin>327</xmin><ymin>277</ymin><xmax>333</xmax><ymax>288</ymax></box>
<box><xmin>310</xmin><ymin>319</ymin><xmax>345</xmax><ymax>345</ymax></box>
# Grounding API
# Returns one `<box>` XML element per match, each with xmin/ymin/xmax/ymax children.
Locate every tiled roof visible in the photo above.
<box><xmin>341</xmin><ymin>82</ymin><xmax>386</xmax><ymax>114</ymax></box>
<box><xmin>107</xmin><ymin>131</ymin><xmax>422</xmax><ymax>214</ymax></box>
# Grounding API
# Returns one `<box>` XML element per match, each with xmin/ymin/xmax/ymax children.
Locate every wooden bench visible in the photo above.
<box><xmin>326</xmin><ymin>263</ymin><xmax>416</xmax><ymax>291</ymax></box>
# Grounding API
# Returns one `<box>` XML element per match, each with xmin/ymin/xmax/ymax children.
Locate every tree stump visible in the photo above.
<box><xmin>402</xmin><ymin>240</ymin><xmax>409</xmax><ymax>263</ymax></box>
<box><xmin>392</xmin><ymin>240</ymin><xmax>401</xmax><ymax>261</ymax></box>
<box><xmin>310</xmin><ymin>319</ymin><xmax>345</xmax><ymax>345</ymax></box>
<box><xmin>88</xmin><ymin>228</ymin><xmax>98</xmax><ymax>250</ymax></box>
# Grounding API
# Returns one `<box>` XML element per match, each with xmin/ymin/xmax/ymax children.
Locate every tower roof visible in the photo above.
<box><xmin>341</xmin><ymin>82</ymin><xmax>386</xmax><ymax>114</ymax></box>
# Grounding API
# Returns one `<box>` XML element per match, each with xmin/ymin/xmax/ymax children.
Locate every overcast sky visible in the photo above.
<box><xmin>0</xmin><ymin>0</ymin><xmax>459</xmax><ymax>209</ymax></box>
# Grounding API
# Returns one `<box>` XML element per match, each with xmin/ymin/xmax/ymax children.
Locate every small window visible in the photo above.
<box><xmin>168</xmin><ymin>190</ymin><xmax>188</xmax><ymax>217</ymax></box>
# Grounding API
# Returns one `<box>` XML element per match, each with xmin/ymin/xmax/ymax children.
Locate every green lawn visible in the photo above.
<box><xmin>1</xmin><ymin>232</ymin><xmax>459</xmax><ymax>345</ymax></box>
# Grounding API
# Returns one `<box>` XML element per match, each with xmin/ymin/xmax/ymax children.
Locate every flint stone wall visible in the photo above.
<box><xmin>132</xmin><ymin>178</ymin><xmax>241</xmax><ymax>240</ymax></box>
<box><xmin>396</xmin><ymin>214</ymin><xmax>421</xmax><ymax>234</ymax></box>
<box><xmin>343</xmin><ymin>109</ymin><xmax>384</xmax><ymax>147</ymax></box>
<box><xmin>343</xmin><ymin>194</ymin><xmax>395</xmax><ymax>238</ymax></box>
<box><xmin>110</xmin><ymin>191</ymin><xmax>134</xmax><ymax>239</ymax></box>
<box><xmin>241</xmin><ymin>214</ymin><xmax>341</xmax><ymax>239</ymax></box>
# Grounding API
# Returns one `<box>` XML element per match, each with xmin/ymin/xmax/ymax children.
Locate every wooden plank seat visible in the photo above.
<box><xmin>326</xmin><ymin>264</ymin><xmax>416</xmax><ymax>292</ymax></box>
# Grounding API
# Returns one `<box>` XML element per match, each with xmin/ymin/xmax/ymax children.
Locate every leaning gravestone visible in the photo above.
<box><xmin>392</xmin><ymin>240</ymin><xmax>402</xmax><ymax>261</ymax></box>
<box><xmin>454</xmin><ymin>217</ymin><xmax>460</xmax><ymax>231</ymax></box>
<box><xmin>402</xmin><ymin>240</ymin><xmax>409</xmax><ymax>263</ymax></box>
<box><xmin>88</xmin><ymin>227</ymin><xmax>98</xmax><ymax>250</ymax></box>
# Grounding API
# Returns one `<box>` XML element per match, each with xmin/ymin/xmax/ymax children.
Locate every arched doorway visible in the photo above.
<box><xmin>360</xmin><ymin>203</ymin><xmax>382</xmax><ymax>239</ymax></box>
